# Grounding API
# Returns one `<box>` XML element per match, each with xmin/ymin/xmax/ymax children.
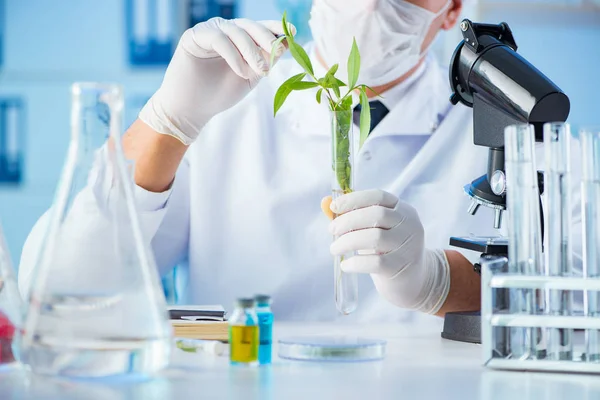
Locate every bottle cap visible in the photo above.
<box><xmin>236</xmin><ymin>298</ymin><xmax>255</xmax><ymax>308</ymax></box>
<box><xmin>254</xmin><ymin>294</ymin><xmax>271</xmax><ymax>306</ymax></box>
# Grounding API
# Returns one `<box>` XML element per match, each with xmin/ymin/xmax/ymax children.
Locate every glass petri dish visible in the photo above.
<box><xmin>277</xmin><ymin>335</ymin><xmax>386</xmax><ymax>362</ymax></box>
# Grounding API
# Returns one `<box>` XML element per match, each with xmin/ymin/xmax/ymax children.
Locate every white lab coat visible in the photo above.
<box><xmin>18</xmin><ymin>44</ymin><xmax>582</xmax><ymax>324</ymax></box>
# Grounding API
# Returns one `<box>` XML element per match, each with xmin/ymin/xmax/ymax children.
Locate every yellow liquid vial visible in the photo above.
<box><xmin>229</xmin><ymin>325</ymin><xmax>259</xmax><ymax>364</ymax></box>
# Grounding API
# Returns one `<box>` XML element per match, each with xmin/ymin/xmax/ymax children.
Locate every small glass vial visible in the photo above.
<box><xmin>255</xmin><ymin>294</ymin><xmax>273</xmax><ymax>365</ymax></box>
<box><xmin>229</xmin><ymin>298</ymin><xmax>259</xmax><ymax>366</ymax></box>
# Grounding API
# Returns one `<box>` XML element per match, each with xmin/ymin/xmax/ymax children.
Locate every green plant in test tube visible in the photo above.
<box><xmin>272</xmin><ymin>13</ymin><xmax>379</xmax><ymax>314</ymax></box>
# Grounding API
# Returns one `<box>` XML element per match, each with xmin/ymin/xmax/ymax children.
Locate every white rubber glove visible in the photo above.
<box><xmin>139</xmin><ymin>17</ymin><xmax>294</xmax><ymax>145</ymax></box>
<box><xmin>328</xmin><ymin>189</ymin><xmax>451</xmax><ymax>314</ymax></box>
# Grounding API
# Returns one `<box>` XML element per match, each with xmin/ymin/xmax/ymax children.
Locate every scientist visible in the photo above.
<box><xmin>19</xmin><ymin>0</ymin><xmax>490</xmax><ymax>322</ymax></box>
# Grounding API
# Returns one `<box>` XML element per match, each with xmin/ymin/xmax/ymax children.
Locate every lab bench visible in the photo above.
<box><xmin>0</xmin><ymin>321</ymin><xmax>599</xmax><ymax>400</ymax></box>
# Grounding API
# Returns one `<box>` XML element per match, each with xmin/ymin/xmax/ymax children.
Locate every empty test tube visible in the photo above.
<box><xmin>505</xmin><ymin>124</ymin><xmax>544</xmax><ymax>360</ymax></box>
<box><xmin>544</xmin><ymin>122</ymin><xmax>573</xmax><ymax>361</ymax></box>
<box><xmin>581</xmin><ymin>127</ymin><xmax>600</xmax><ymax>362</ymax></box>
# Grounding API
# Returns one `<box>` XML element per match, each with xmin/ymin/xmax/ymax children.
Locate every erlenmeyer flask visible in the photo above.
<box><xmin>0</xmin><ymin>223</ymin><xmax>23</xmax><ymax>370</ymax></box>
<box><xmin>18</xmin><ymin>83</ymin><xmax>172</xmax><ymax>379</ymax></box>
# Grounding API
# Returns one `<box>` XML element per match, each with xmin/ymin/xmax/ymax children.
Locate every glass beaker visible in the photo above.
<box><xmin>504</xmin><ymin>123</ymin><xmax>544</xmax><ymax>360</ymax></box>
<box><xmin>18</xmin><ymin>83</ymin><xmax>172</xmax><ymax>379</ymax></box>
<box><xmin>581</xmin><ymin>126</ymin><xmax>600</xmax><ymax>362</ymax></box>
<box><xmin>331</xmin><ymin>109</ymin><xmax>358</xmax><ymax>315</ymax></box>
<box><xmin>0</xmin><ymin>223</ymin><xmax>23</xmax><ymax>370</ymax></box>
<box><xmin>544</xmin><ymin>122</ymin><xmax>573</xmax><ymax>360</ymax></box>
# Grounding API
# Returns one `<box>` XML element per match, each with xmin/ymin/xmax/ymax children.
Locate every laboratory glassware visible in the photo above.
<box><xmin>481</xmin><ymin>255</ymin><xmax>600</xmax><ymax>373</ymax></box>
<box><xmin>504</xmin><ymin>123</ymin><xmax>544</xmax><ymax>360</ymax></box>
<box><xmin>544</xmin><ymin>122</ymin><xmax>573</xmax><ymax>360</ymax></box>
<box><xmin>229</xmin><ymin>298</ymin><xmax>259</xmax><ymax>366</ymax></box>
<box><xmin>331</xmin><ymin>109</ymin><xmax>358</xmax><ymax>315</ymax></box>
<box><xmin>0</xmin><ymin>223</ymin><xmax>22</xmax><ymax>369</ymax></box>
<box><xmin>18</xmin><ymin>82</ymin><xmax>172</xmax><ymax>379</ymax></box>
<box><xmin>278</xmin><ymin>335</ymin><xmax>386</xmax><ymax>362</ymax></box>
<box><xmin>581</xmin><ymin>126</ymin><xmax>600</xmax><ymax>362</ymax></box>
<box><xmin>254</xmin><ymin>294</ymin><xmax>273</xmax><ymax>365</ymax></box>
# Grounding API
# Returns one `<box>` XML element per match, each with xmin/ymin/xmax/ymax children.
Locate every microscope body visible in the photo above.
<box><xmin>448</xmin><ymin>19</ymin><xmax>569</xmax><ymax>248</ymax></box>
<box><xmin>441</xmin><ymin>20</ymin><xmax>570</xmax><ymax>344</ymax></box>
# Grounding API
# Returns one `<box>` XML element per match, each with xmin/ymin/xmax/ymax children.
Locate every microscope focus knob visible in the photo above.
<box><xmin>490</xmin><ymin>170</ymin><xmax>506</xmax><ymax>196</ymax></box>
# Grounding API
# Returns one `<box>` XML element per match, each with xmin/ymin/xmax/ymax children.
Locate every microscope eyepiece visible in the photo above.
<box><xmin>450</xmin><ymin>19</ymin><xmax>570</xmax><ymax>146</ymax></box>
<box><xmin>448</xmin><ymin>19</ymin><xmax>569</xmax><ymax>231</ymax></box>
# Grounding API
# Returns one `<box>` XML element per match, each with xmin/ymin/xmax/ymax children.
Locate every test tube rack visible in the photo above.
<box><xmin>481</xmin><ymin>259</ymin><xmax>600</xmax><ymax>374</ymax></box>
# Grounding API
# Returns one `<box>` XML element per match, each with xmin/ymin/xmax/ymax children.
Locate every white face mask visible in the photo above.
<box><xmin>308</xmin><ymin>0</ymin><xmax>452</xmax><ymax>87</ymax></box>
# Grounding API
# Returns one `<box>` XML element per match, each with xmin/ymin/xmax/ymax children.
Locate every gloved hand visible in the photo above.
<box><xmin>321</xmin><ymin>189</ymin><xmax>451</xmax><ymax>314</ymax></box>
<box><xmin>139</xmin><ymin>17</ymin><xmax>295</xmax><ymax>145</ymax></box>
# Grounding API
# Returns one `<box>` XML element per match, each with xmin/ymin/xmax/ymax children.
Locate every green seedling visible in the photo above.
<box><xmin>272</xmin><ymin>12</ymin><xmax>381</xmax><ymax>194</ymax></box>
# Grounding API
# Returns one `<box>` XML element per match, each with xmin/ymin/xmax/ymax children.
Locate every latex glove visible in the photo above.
<box><xmin>139</xmin><ymin>17</ymin><xmax>295</xmax><ymax>145</ymax></box>
<box><xmin>322</xmin><ymin>189</ymin><xmax>451</xmax><ymax>314</ymax></box>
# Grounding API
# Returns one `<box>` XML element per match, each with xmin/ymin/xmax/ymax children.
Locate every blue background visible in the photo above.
<box><xmin>0</xmin><ymin>0</ymin><xmax>599</xmax><ymax>290</ymax></box>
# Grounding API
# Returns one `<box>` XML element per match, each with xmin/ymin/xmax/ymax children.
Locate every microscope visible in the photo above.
<box><xmin>440</xmin><ymin>19</ymin><xmax>570</xmax><ymax>344</ymax></box>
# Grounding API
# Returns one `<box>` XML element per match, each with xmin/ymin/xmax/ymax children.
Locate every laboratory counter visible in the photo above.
<box><xmin>0</xmin><ymin>320</ymin><xmax>598</xmax><ymax>400</ymax></box>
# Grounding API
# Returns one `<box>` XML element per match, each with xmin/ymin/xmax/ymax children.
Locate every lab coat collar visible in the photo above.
<box><xmin>366</xmin><ymin>53</ymin><xmax>452</xmax><ymax>139</ymax></box>
<box><xmin>374</xmin><ymin>61</ymin><xmax>427</xmax><ymax>112</ymax></box>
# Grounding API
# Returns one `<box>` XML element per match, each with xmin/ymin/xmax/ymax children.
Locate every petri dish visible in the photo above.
<box><xmin>277</xmin><ymin>335</ymin><xmax>386</xmax><ymax>362</ymax></box>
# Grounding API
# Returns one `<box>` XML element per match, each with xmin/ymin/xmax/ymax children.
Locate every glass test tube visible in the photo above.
<box><xmin>331</xmin><ymin>110</ymin><xmax>358</xmax><ymax>315</ymax></box>
<box><xmin>581</xmin><ymin>127</ymin><xmax>600</xmax><ymax>362</ymax></box>
<box><xmin>505</xmin><ymin>124</ymin><xmax>544</xmax><ymax>360</ymax></box>
<box><xmin>544</xmin><ymin>122</ymin><xmax>573</xmax><ymax>360</ymax></box>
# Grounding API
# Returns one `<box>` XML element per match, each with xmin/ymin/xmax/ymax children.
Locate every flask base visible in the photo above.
<box><xmin>20</xmin><ymin>336</ymin><xmax>171</xmax><ymax>380</ymax></box>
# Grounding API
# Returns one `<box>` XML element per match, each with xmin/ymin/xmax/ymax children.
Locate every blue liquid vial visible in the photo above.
<box><xmin>255</xmin><ymin>295</ymin><xmax>273</xmax><ymax>365</ymax></box>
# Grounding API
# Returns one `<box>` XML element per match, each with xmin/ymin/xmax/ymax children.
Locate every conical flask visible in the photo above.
<box><xmin>18</xmin><ymin>83</ymin><xmax>172</xmax><ymax>379</ymax></box>
<box><xmin>0</xmin><ymin>223</ymin><xmax>23</xmax><ymax>370</ymax></box>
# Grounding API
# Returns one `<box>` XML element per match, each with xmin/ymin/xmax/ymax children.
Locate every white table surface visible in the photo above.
<box><xmin>1</xmin><ymin>320</ymin><xmax>600</xmax><ymax>400</ymax></box>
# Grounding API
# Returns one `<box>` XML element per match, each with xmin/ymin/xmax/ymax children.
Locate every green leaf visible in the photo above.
<box><xmin>332</xmin><ymin>85</ymin><xmax>341</xmax><ymax>99</ymax></box>
<box><xmin>274</xmin><ymin>85</ymin><xmax>292</xmax><ymax>117</ymax></box>
<box><xmin>333</xmin><ymin>78</ymin><xmax>347</xmax><ymax>87</ymax></box>
<box><xmin>341</xmin><ymin>95</ymin><xmax>353</xmax><ymax>110</ymax></box>
<box><xmin>326</xmin><ymin>63</ymin><xmax>339</xmax><ymax>77</ymax></box>
<box><xmin>289</xmin><ymin>42</ymin><xmax>314</xmax><ymax>76</ymax></box>
<box><xmin>269</xmin><ymin>35</ymin><xmax>287</xmax><ymax>69</ymax></box>
<box><xmin>362</xmin><ymin>84</ymin><xmax>383</xmax><ymax>98</ymax></box>
<box><xmin>273</xmin><ymin>72</ymin><xmax>306</xmax><ymax>116</ymax></box>
<box><xmin>325</xmin><ymin>74</ymin><xmax>347</xmax><ymax>88</ymax></box>
<box><xmin>316</xmin><ymin>88</ymin><xmax>323</xmax><ymax>104</ymax></box>
<box><xmin>359</xmin><ymin>88</ymin><xmax>371</xmax><ymax>148</ymax></box>
<box><xmin>288</xmin><ymin>81</ymin><xmax>319</xmax><ymax>90</ymax></box>
<box><xmin>282</xmin><ymin>11</ymin><xmax>293</xmax><ymax>41</ymax></box>
<box><xmin>288</xmin><ymin>72</ymin><xmax>307</xmax><ymax>82</ymax></box>
<box><xmin>347</xmin><ymin>38</ymin><xmax>360</xmax><ymax>89</ymax></box>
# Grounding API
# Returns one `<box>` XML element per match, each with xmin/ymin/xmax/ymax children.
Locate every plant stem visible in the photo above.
<box><xmin>334</xmin><ymin>88</ymin><xmax>355</xmax><ymax>109</ymax></box>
